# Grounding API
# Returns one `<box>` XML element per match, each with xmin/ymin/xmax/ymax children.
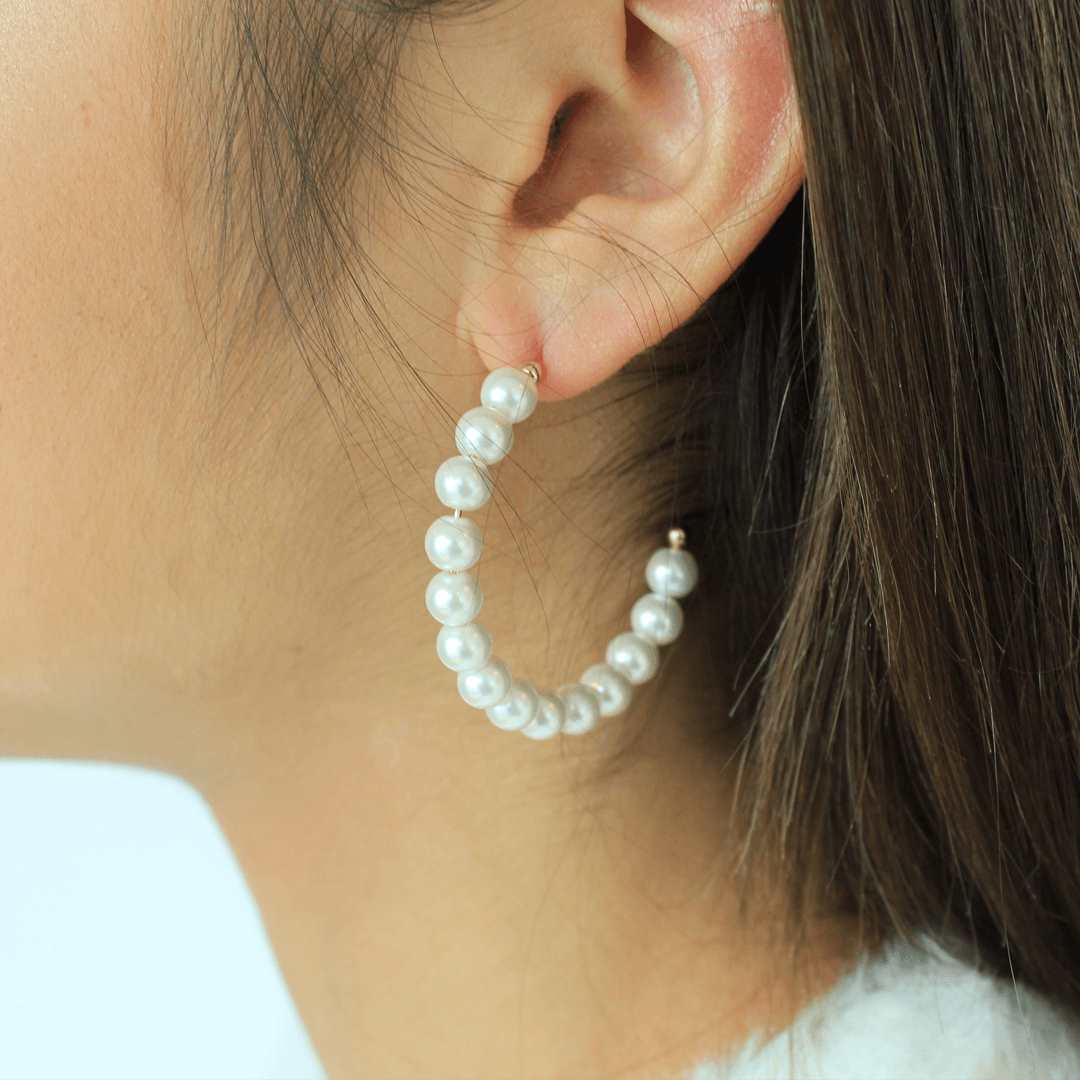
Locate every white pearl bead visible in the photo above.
<box><xmin>435</xmin><ymin>455</ymin><xmax>492</xmax><ymax>512</ymax></box>
<box><xmin>486</xmin><ymin>678</ymin><xmax>539</xmax><ymax>731</ymax></box>
<box><xmin>425</xmin><ymin>571</ymin><xmax>484</xmax><ymax>627</ymax></box>
<box><xmin>458</xmin><ymin>660</ymin><xmax>512</xmax><ymax>709</ymax></box>
<box><xmin>425</xmin><ymin>515</ymin><xmax>483</xmax><ymax>572</ymax></box>
<box><xmin>605</xmin><ymin>631</ymin><xmax>661</xmax><ymax>685</ymax></box>
<box><xmin>557</xmin><ymin>683</ymin><xmax>602</xmax><ymax>736</ymax></box>
<box><xmin>455</xmin><ymin>407</ymin><xmax>514</xmax><ymax>466</ymax></box>
<box><xmin>630</xmin><ymin>593</ymin><xmax>684</xmax><ymax>646</ymax></box>
<box><xmin>521</xmin><ymin>692</ymin><xmax>565</xmax><ymax>741</ymax></box>
<box><xmin>436</xmin><ymin>623</ymin><xmax>492</xmax><ymax>672</ymax></box>
<box><xmin>581</xmin><ymin>663</ymin><xmax>633</xmax><ymax>717</ymax></box>
<box><xmin>645</xmin><ymin>548</ymin><xmax>699</xmax><ymax>599</ymax></box>
<box><xmin>481</xmin><ymin>368</ymin><xmax>539</xmax><ymax>424</ymax></box>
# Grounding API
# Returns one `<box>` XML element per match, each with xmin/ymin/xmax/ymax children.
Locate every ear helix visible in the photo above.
<box><xmin>425</xmin><ymin>362</ymin><xmax>698</xmax><ymax>739</ymax></box>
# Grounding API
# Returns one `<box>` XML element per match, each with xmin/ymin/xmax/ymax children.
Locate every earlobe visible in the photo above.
<box><xmin>456</xmin><ymin>0</ymin><xmax>804</xmax><ymax>402</ymax></box>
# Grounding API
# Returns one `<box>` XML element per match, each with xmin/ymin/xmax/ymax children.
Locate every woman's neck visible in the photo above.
<box><xmin>195</xmin><ymin>631</ymin><xmax>861</xmax><ymax>1079</ymax></box>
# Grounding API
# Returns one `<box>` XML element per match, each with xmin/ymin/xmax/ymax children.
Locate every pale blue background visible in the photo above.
<box><xmin>0</xmin><ymin>760</ymin><xmax>326</xmax><ymax>1080</ymax></box>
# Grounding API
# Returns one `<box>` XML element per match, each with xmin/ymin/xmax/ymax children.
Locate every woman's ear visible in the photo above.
<box><xmin>415</xmin><ymin>0</ymin><xmax>803</xmax><ymax>401</ymax></box>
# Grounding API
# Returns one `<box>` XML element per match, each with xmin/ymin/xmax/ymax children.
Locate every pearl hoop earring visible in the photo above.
<box><xmin>424</xmin><ymin>362</ymin><xmax>699</xmax><ymax>739</ymax></box>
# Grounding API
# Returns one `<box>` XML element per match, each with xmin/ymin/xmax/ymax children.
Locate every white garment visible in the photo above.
<box><xmin>682</xmin><ymin>932</ymin><xmax>1080</xmax><ymax>1079</ymax></box>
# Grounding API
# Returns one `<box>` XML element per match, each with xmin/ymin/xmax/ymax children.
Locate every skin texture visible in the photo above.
<box><xmin>0</xmin><ymin>1</ymin><xmax>863</xmax><ymax>1076</ymax></box>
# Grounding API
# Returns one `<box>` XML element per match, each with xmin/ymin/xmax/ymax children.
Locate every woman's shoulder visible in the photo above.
<box><xmin>682</xmin><ymin>932</ymin><xmax>1080</xmax><ymax>1080</ymax></box>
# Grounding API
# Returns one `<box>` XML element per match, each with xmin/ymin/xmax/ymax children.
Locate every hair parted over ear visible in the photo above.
<box><xmin>438</xmin><ymin>0</ymin><xmax>803</xmax><ymax>401</ymax></box>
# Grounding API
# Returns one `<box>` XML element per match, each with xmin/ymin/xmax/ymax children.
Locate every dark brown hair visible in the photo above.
<box><xmin>717</xmin><ymin>0</ymin><xmax>1080</xmax><ymax>1013</ymax></box>
<box><xmin>171</xmin><ymin>0</ymin><xmax>1080</xmax><ymax>1019</ymax></box>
